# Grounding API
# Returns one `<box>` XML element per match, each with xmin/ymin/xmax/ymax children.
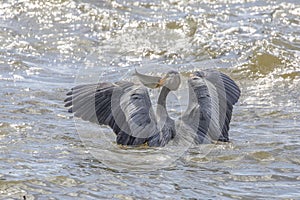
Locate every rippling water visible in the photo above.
<box><xmin>1</xmin><ymin>0</ymin><xmax>299</xmax><ymax>199</ymax></box>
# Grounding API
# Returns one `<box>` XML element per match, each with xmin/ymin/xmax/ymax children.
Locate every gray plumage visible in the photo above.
<box><xmin>64</xmin><ymin>71</ymin><xmax>181</xmax><ymax>147</ymax></box>
<box><xmin>64</xmin><ymin>69</ymin><xmax>240</xmax><ymax>147</ymax></box>
<box><xmin>183</xmin><ymin>69</ymin><xmax>240</xmax><ymax>143</ymax></box>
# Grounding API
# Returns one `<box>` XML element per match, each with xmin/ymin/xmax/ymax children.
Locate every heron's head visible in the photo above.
<box><xmin>188</xmin><ymin>72</ymin><xmax>206</xmax><ymax>88</ymax></box>
<box><xmin>192</xmin><ymin>71</ymin><xmax>206</xmax><ymax>78</ymax></box>
<box><xmin>158</xmin><ymin>70</ymin><xmax>181</xmax><ymax>91</ymax></box>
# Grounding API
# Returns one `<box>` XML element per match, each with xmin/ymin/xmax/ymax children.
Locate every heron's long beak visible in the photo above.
<box><xmin>156</xmin><ymin>76</ymin><xmax>167</xmax><ymax>88</ymax></box>
<box><xmin>134</xmin><ymin>69</ymin><xmax>163</xmax><ymax>89</ymax></box>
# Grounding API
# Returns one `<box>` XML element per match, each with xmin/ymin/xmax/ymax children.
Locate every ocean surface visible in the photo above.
<box><xmin>0</xmin><ymin>0</ymin><xmax>299</xmax><ymax>199</ymax></box>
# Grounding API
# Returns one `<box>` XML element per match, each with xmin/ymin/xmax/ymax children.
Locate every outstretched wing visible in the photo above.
<box><xmin>64</xmin><ymin>81</ymin><xmax>160</xmax><ymax>146</ymax></box>
<box><xmin>182</xmin><ymin>69</ymin><xmax>240</xmax><ymax>143</ymax></box>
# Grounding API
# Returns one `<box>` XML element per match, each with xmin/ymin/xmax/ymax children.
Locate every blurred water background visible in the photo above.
<box><xmin>0</xmin><ymin>0</ymin><xmax>299</xmax><ymax>199</ymax></box>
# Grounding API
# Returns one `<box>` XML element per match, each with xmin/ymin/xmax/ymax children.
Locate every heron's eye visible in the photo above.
<box><xmin>131</xmin><ymin>94</ymin><xmax>141</xmax><ymax>100</ymax></box>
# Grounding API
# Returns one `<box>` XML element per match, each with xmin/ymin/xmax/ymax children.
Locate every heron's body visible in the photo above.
<box><xmin>64</xmin><ymin>69</ymin><xmax>240</xmax><ymax>147</ymax></box>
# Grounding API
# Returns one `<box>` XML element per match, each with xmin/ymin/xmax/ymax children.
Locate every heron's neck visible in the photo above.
<box><xmin>158</xmin><ymin>86</ymin><xmax>170</xmax><ymax>107</ymax></box>
<box><xmin>157</xmin><ymin>86</ymin><xmax>170</xmax><ymax>117</ymax></box>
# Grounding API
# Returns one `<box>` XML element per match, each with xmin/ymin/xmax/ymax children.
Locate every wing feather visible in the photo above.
<box><xmin>64</xmin><ymin>81</ymin><xmax>160</xmax><ymax>146</ymax></box>
<box><xmin>183</xmin><ymin>69</ymin><xmax>240</xmax><ymax>143</ymax></box>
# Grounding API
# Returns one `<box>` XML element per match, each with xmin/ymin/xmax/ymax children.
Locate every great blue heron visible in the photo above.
<box><xmin>64</xmin><ymin>69</ymin><xmax>240</xmax><ymax>147</ymax></box>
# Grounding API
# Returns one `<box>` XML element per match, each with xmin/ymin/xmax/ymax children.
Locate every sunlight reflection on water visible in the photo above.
<box><xmin>0</xmin><ymin>0</ymin><xmax>299</xmax><ymax>199</ymax></box>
